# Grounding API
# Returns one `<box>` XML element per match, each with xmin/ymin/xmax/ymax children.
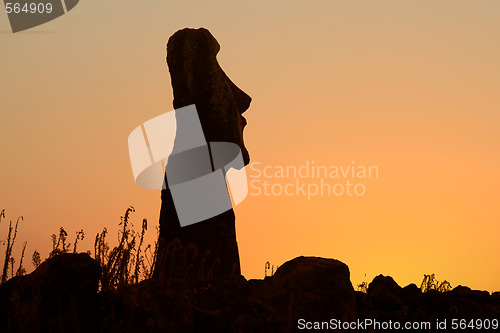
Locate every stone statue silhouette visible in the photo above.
<box><xmin>153</xmin><ymin>28</ymin><xmax>251</xmax><ymax>281</ymax></box>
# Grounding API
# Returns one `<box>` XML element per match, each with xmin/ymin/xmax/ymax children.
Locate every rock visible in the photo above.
<box><xmin>248</xmin><ymin>256</ymin><xmax>356</xmax><ymax>328</ymax></box>
<box><xmin>5</xmin><ymin>253</ymin><xmax>489</xmax><ymax>332</ymax></box>
<box><xmin>444</xmin><ymin>286</ymin><xmax>496</xmax><ymax>319</ymax></box>
<box><xmin>98</xmin><ymin>279</ymin><xmax>197</xmax><ymax>333</ymax></box>
<box><xmin>448</xmin><ymin>285</ymin><xmax>491</xmax><ymax>303</ymax></box>
<box><xmin>367</xmin><ymin>274</ymin><xmax>403</xmax><ymax>312</ymax></box>
<box><xmin>400</xmin><ymin>283</ymin><xmax>423</xmax><ymax>312</ymax></box>
<box><xmin>355</xmin><ymin>290</ymin><xmax>368</xmax><ymax>314</ymax></box>
<box><xmin>0</xmin><ymin>253</ymin><xmax>101</xmax><ymax>332</ymax></box>
<box><xmin>358</xmin><ymin>277</ymin><xmax>500</xmax><ymax>327</ymax></box>
<box><xmin>99</xmin><ymin>256</ymin><xmax>355</xmax><ymax>332</ymax></box>
<box><xmin>421</xmin><ymin>289</ymin><xmax>447</xmax><ymax>318</ymax></box>
<box><xmin>155</xmin><ymin>28</ymin><xmax>252</xmax><ymax>281</ymax></box>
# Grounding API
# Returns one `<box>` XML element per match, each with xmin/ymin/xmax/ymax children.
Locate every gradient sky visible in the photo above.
<box><xmin>1</xmin><ymin>1</ymin><xmax>499</xmax><ymax>292</ymax></box>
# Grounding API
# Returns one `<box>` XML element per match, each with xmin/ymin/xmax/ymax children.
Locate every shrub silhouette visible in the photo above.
<box><xmin>0</xmin><ymin>209</ymin><xmax>26</xmax><ymax>284</ymax></box>
<box><xmin>264</xmin><ymin>261</ymin><xmax>278</xmax><ymax>277</ymax></box>
<box><xmin>357</xmin><ymin>274</ymin><xmax>368</xmax><ymax>293</ymax></box>
<box><xmin>0</xmin><ymin>207</ymin><xmax>156</xmax><ymax>290</ymax></box>
<box><xmin>420</xmin><ymin>273</ymin><xmax>452</xmax><ymax>293</ymax></box>
<box><xmin>94</xmin><ymin>206</ymin><xmax>156</xmax><ymax>289</ymax></box>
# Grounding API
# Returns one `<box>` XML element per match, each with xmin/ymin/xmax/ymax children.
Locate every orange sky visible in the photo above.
<box><xmin>1</xmin><ymin>1</ymin><xmax>499</xmax><ymax>292</ymax></box>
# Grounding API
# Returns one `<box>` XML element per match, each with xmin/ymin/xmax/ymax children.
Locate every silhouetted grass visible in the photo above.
<box><xmin>357</xmin><ymin>274</ymin><xmax>368</xmax><ymax>293</ymax></box>
<box><xmin>94</xmin><ymin>206</ymin><xmax>157</xmax><ymax>289</ymax></box>
<box><xmin>420</xmin><ymin>273</ymin><xmax>452</xmax><ymax>293</ymax></box>
<box><xmin>0</xmin><ymin>207</ymin><xmax>157</xmax><ymax>290</ymax></box>
<box><xmin>0</xmin><ymin>207</ymin><xmax>454</xmax><ymax>295</ymax></box>
<box><xmin>0</xmin><ymin>209</ymin><xmax>25</xmax><ymax>284</ymax></box>
<box><xmin>264</xmin><ymin>261</ymin><xmax>277</xmax><ymax>277</ymax></box>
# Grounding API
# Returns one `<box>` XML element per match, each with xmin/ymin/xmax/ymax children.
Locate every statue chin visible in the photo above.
<box><xmin>241</xmin><ymin>145</ymin><xmax>250</xmax><ymax>166</ymax></box>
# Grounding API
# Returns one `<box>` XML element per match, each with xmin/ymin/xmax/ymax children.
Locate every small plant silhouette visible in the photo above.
<box><xmin>94</xmin><ymin>206</ymin><xmax>156</xmax><ymax>289</ymax></box>
<box><xmin>1</xmin><ymin>210</ymin><xmax>24</xmax><ymax>283</ymax></box>
<box><xmin>420</xmin><ymin>273</ymin><xmax>452</xmax><ymax>293</ymax></box>
<box><xmin>264</xmin><ymin>261</ymin><xmax>278</xmax><ymax>277</ymax></box>
<box><xmin>73</xmin><ymin>229</ymin><xmax>84</xmax><ymax>253</ymax></box>
<box><xmin>357</xmin><ymin>274</ymin><xmax>368</xmax><ymax>293</ymax></box>
<box><xmin>15</xmin><ymin>241</ymin><xmax>27</xmax><ymax>277</ymax></box>
<box><xmin>0</xmin><ymin>207</ymin><xmax>156</xmax><ymax>290</ymax></box>
<box><xmin>32</xmin><ymin>249</ymin><xmax>41</xmax><ymax>269</ymax></box>
<box><xmin>49</xmin><ymin>227</ymin><xmax>71</xmax><ymax>257</ymax></box>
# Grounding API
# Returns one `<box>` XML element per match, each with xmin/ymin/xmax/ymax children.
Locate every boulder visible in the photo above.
<box><xmin>248</xmin><ymin>256</ymin><xmax>356</xmax><ymax>327</ymax></box>
<box><xmin>367</xmin><ymin>274</ymin><xmax>403</xmax><ymax>312</ymax></box>
<box><xmin>0</xmin><ymin>253</ymin><xmax>101</xmax><ymax>332</ymax></box>
<box><xmin>100</xmin><ymin>256</ymin><xmax>355</xmax><ymax>332</ymax></box>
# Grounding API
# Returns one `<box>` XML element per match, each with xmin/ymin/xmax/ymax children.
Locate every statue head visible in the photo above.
<box><xmin>166</xmin><ymin>28</ymin><xmax>251</xmax><ymax>165</ymax></box>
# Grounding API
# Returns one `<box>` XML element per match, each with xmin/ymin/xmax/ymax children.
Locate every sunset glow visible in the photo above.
<box><xmin>1</xmin><ymin>0</ymin><xmax>499</xmax><ymax>293</ymax></box>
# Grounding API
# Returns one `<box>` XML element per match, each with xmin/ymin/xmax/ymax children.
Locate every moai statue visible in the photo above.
<box><xmin>153</xmin><ymin>28</ymin><xmax>251</xmax><ymax>281</ymax></box>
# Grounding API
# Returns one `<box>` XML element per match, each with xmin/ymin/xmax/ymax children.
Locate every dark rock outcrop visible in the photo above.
<box><xmin>0</xmin><ymin>253</ymin><xmax>101</xmax><ymax>332</ymax></box>
<box><xmin>98</xmin><ymin>257</ymin><xmax>500</xmax><ymax>332</ymax></box>
<box><xmin>100</xmin><ymin>256</ymin><xmax>356</xmax><ymax>332</ymax></box>
<box><xmin>247</xmin><ymin>256</ymin><xmax>356</xmax><ymax>326</ymax></box>
<box><xmin>1</xmin><ymin>254</ymin><xmax>499</xmax><ymax>332</ymax></box>
<box><xmin>367</xmin><ymin>274</ymin><xmax>403</xmax><ymax>312</ymax></box>
<box><xmin>155</xmin><ymin>28</ymin><xmax>251</xmax><ymax>281</ymax></box>
<box><xmin>357</xmin><ymin>275</ymin><xmax>500</xmax><ymax>330</ymax></box>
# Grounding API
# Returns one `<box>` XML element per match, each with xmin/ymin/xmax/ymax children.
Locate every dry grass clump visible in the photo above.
<box><xmin>48</xmin><ymin>227</ymin><xmax>85</xmax><ymax>258</ymax></box>
<box><xmin>264</xmin><ymin>261</ymin><xmax>278</xmax><ymax>277</ymax></box>
<box><xmin>420</xmin><ymin>273</ymin><xmax>452</xmax><ymax>293</ymax></box>
<box><xmin>95</xmin><ymin>206</ymin><xmax>157</xmax><ymax>289</ymax></box>
<box><xmin>0</xmin><ymin>207</ymin><xmax>157</xmax><ymax>290</ymax></box>
<box><xmin>0</xmin><ymin>209</ymin><xmax>27</xmax><ymax>284</ymax></box>
<box><xmin>357</xmin><ymin>274</ymin><xmax>368</xmax><ymax>293</ymax></box>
